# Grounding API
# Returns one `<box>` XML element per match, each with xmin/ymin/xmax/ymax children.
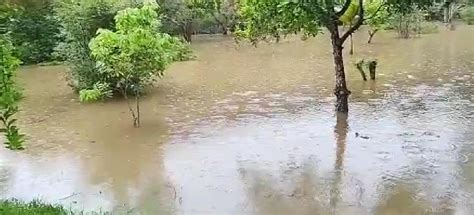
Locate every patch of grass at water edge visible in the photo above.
<box><xmin>0</xmin><ymin>199</ymin><xmax>67</xmax><ymax>215</ymax></box>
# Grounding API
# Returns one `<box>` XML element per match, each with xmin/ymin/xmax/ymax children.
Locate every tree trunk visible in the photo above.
<box><xmin>444</xmin><ymin>1</ymin><xmax>450</xmax><ymax>23</ymax></box>
<box><xmin>367</xmin><ymin>29</ymin><xmax>377</xmax><ymax>44</ymax></box>
<box><xmin>356</xmin><ymin>60</ymin><xmax>367</xmax><ymax>81</ymax></box>
<box><xmin>330</xmin><ymin>28</ymin><xmax>351</xmax><ymax>113</ymax></box>
<box><xmin>368</xmin><ymin>60</ymin><xmax>377</xmax><ymax>80</ymax></box>
<box><xmin>135</xmin><ymin>88</ymin><xmax>140</xmax><ymax>128</ymax></box>
<box><xmin>182</xmin><ymin>22</ymin><xmax>193</xmax><ymax>43</ymax></box>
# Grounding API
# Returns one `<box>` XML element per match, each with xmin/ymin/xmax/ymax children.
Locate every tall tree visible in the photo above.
<box><xmin>238</xmin><ymin>0</ymin><xmax>431</xmax><ymax>113</ymax></box>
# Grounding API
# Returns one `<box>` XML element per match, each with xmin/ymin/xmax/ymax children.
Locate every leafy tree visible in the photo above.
<box><xmin>0</xmin><ymin>5</ymin><xmax>15</xmax><ymax>35</ymax></box>
<box><xmin>89</xmin><ymin>3</ymin><xmax>189</xmax><ymax>127</ymax></box>
<box><xmin>54</xmin><ymin>0</ymin><xmax>131</xmax><ymax>92</ymax></box>
<box><xmin>0</xmin><ymin>36</ymin><xmax>24</xmax><ymax>150</ymax></box>
<box><xmin>237</xmin><ymin>0</ymin><xmax>432</xmax><ymax>113</ymax></box>
<box><xmin>365</xmin><ymin>0</ymin><xmax>389</xmax><ymax>43</ymax></box>
<box><xmin>461</xmin><ymin>6</ymin><xmax>474</xmax><ymax>24</ymax></box>
<box><xmin>0</xmin><ymin>0</ymin><xmax>61</xmax><ymax>64</ymax></box>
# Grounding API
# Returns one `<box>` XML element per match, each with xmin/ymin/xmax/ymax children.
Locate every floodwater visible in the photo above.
<box><xmin>1</xmin><ymin>26</ymin><xmax>474</xmax><ymax>214</ymax></box>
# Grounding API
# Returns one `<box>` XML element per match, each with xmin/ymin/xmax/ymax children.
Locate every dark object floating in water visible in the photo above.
<box><xmin>355</xmin><ymin>132</ymin><xmax>370</xmax><ymax>139</ymax></box>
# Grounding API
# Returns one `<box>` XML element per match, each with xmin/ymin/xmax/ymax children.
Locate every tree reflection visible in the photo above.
<box><xmin>77</xmin><ymin>112</ymin><xmax>175</xmax><ymax>213</ymax></box>
<box><xmin>330</xmin><ymin>113</ymin><xmax>349</xmax><ymax>212</ymax></box>
<box><xmin>236</xmin><ymin>113</ymin><xmax>350</xmax><ymax>215</ymax></box>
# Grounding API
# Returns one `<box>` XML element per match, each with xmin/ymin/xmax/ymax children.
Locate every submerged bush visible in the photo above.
<box><xmin>461</xmin><ymin>7</ymin><xmax>474</xmax><ymax>25</ymax></box>
<box><xmin>55</xmin><ymin>0</ymin><xmax>193</xmax><ymax>97</ymax></box>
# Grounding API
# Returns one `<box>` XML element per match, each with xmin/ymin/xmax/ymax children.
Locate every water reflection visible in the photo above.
<box><xmin>330</xmin><ymin>113</ymin><xmax>349</xmax><ymax>213</ymax></box>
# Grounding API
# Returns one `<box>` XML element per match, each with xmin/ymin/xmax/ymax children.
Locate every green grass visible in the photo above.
<box><xmin>0</xmin><ymin>199</ymin><xmax>67</xmax><ymax>215</ymax></box>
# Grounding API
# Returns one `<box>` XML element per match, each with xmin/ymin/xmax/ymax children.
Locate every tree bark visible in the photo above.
<box><xmin>182</xmin><ymin>22</ymin><xmax>193</xmax><ymax>43</ymax></box>
<box><xmin>121</xmin><ymin>87</ymin><xmax>139</xmax><ymax>127</ymax></box>
<box><xmin>330</xmin><ymin>27</ymin><xmax>351</xmax><ymax>113</ymax></box>
<box><xmin>368</xmin><ymin>60</ymin><xmax>377</xmax><ymax>80</ymax></box>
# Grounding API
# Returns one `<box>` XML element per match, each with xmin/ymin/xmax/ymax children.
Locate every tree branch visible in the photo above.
<box><xmin>340</xmin><ymin>0</ymin><xmax>364</xmax><ymax>43</ymax></box>
<box><xmin>335</xmin><ymin>0</ymin><xmax>352</xmax><ymax>17</ymax></box>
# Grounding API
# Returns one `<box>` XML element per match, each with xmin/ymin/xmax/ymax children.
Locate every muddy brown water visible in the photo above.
<box><xmin>1</xmin><ymin>26</ymin><xmax>474</xmax><ymax>214</ymax></box>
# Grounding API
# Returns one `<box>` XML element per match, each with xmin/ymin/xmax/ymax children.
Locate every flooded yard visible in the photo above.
<box><xmin>1</xmin><ymin>27</ymin><xmax>474</xmax><ymax>214</ymax></box>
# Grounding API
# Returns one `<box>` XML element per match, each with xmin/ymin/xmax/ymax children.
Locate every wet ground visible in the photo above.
<box><xmin>1</xmin><ymin>26</ymin><xmax>473</xmax><ymax>214</ymax></box>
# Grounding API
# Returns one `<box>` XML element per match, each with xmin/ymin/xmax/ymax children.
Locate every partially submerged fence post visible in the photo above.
<box><xmin>355</xmin><ymin>59</ymin><xmax>378</xmax><ymax>81</ymax></box>
<box><xmin>368</xmin><ymin>60</ymin><xmax>377</xmax><ymax>80</ymax></box>
<box><xmin>355</xmin><ymin>60</ymin><xmax>367</xmax><ymax>81</ymax></box>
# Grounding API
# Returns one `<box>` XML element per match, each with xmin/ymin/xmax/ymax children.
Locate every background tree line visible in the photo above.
<box><xmin>1</xmin><ymin>0</ymin><xmax>473</xmax><ymax>65</ymax></box>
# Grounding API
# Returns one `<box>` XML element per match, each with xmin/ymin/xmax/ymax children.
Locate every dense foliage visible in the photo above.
<box><xmin>0</xmin><ymin>0</ymin><xmax>61</xmax><ymax>64</ymax></box>
<box><xmin>0</xmin><ymin>36</ymin><xmax>24</xmax><ymax>150</ymax></box>
<box><xmin>158</xmin><ymin>0</ymin><xmax>207</xmax><ymax>42</ymax></box>
<box><xmin>89</xmin><ymin>3</ymin><xmax>190</xmax><ymax>126</ymax></box>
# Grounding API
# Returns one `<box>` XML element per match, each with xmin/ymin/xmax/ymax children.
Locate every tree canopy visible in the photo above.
<box><xmin>89</xmin><ymin>3</ymin><xmax>191</xmax><ymax>127</ymax></box>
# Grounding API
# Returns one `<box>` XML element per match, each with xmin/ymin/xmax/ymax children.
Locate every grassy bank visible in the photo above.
<box><xmin>0</xmin><ymin>199</ymin><xmax>66</xmax><ymax>215</ymax></box>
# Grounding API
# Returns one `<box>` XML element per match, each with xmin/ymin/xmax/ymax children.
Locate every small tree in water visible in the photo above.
<box><xmin>237</xmin><ymin>0</ymin><xmax>432</xmax><ymax>113</ymax></box>
<box><xmin>366</xmin><ymin>0</ymin><xmax>389</xmax><ymax>43</ymax></box>
<box><xmin>90</xmin><ymin>3</ymin><xmax>188</xmax><ymax>127</ymax></box>
<box><xmin>0</xmin><ymin>36</ymin><xmax>25</xmax><ymax>150</ymax></box>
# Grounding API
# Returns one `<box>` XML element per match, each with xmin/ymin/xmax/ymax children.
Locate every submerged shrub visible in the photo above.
<box><xmin>79</xmin><ymin>82</ymin><xmax>113</xmax><ymax>102</ymax></box>
<box><xmin>89</xmin><ymin>3</ymin><xmax>192</xmax><ymax>127</ymax></box>
<box><xmin>169</xmin><ymin>37</ymin><xmax>195</xmax><ymax>61</ymax></box>
<box><xmin>418</xmin><ymin>22</ymin><xmax>439</xmax><ymax>34</ymax></box>
<box><xmin>55</xmin><ymin>0</ymin><xmax>193</xmax><ymax>97</ymax></box>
